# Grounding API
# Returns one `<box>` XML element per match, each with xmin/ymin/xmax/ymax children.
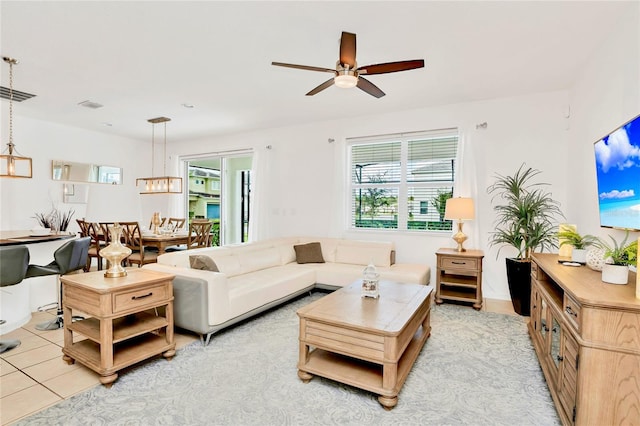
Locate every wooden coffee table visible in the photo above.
<box><xmin>297</xmin><ymin>280</ymin><xmax>433</xmax><ymax>409</ymax></box>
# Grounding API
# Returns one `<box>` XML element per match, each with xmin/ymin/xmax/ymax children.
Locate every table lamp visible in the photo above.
<box><xmin>444</xmin><ymin>197</ymin><xmax>475</xmax><ymax>252</ymax></box>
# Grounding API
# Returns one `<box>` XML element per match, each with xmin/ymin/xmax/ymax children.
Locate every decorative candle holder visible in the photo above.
<box><xmin>99</xmin><ymin>223</ymin><xmax>132</xmax><ymax>278</ymax></box>
<box><xmin>152</xmin><ymin>212</ymin><xmax>162</xmax><ymax>235</ymax></box>
<box><xmin>362</xmin><ymin>262</ymin><xmax>380</xmax><ymax>299</ymax></box>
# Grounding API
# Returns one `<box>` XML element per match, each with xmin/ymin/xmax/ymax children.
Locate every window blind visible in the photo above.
<box><xmin>347</xmin><ymin>128</ymin><xmax>459</xmax><ymax>232</ymax></box>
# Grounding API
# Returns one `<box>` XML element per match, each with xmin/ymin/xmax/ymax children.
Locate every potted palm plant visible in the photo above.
<box><xmin>557</xmin><ymin>229</ymin><xmax>601</xmax><ymax>263</ymax></box>
<box><xmin>599</xmin><ymin>232</ymin><xmax>638</xmax><ymax>284</ymax></box>
<box><xmin>487</xmin><ymin>163</ymin><xmax>564</xmax><ymax>315</ymax></box>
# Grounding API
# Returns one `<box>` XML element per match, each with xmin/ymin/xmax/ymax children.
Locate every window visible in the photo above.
<box><xmin>348</xmin><ymin>129</ymin><xmax>459</xmax><ymax>232</ymax></box>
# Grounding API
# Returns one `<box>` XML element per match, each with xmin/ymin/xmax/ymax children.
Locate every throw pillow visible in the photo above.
<box><xmin>294</xmin><ymin>242</ymin><xmax>325</xmax><ymax>264</ymax></box>
<box><xmin>189</xmin><ymin>255</ymin><xmax>219</xmax><ymax>272</ymax></box>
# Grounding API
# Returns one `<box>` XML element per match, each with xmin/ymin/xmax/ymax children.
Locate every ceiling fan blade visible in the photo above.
<box><xmin>339</xmin><ymin>32</ymin><xmax>357</xmax><ymax>68</ymax></box>
<box><xmin>306</xmin><ymin>78</ymin><xmax>335</xmax><ymax>96</ymax></box>
<box><xmin>358</xmin><ymin>59</ymin><xmax>425</xmax><ymax>75</ymax></box>
<box><xmin>271</xmin><ymin>62</ymin><xmax>336</xmax><ymax>74</ymax></box>
<box><xmin>357</xmin><ymin>77</ymin><xmax>385</xmax><ymax>98</ymax></box>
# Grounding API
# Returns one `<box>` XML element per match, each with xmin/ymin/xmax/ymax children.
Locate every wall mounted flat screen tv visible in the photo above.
<box><xmin>593</xmin><ymin>113</ymin><xmax>640</xmax><ymax>231</ymax></box>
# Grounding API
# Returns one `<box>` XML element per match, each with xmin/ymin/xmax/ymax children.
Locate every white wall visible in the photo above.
<box><xmin>162</xmin><ymin>2</ymin><xmax>639</xmax><ymax>300</ymax></box>
<box><xmin>0</xmin><ymin>115</ymin><xmax>149</xmax><ymax>232</ymax></box>
<box><xmin>168</xmin><ymin>90</ymin><xmax>571</xmax><ymax>300</ymax></box>
<box><xmin>2</xmin><ymin>3</ymin><xmax>637</xmax><ymax>303</ymax></box>
<box><xmin>567</xmin><ymin>4</ymin><xmax>640</xmax><ymax>243</ymax></box>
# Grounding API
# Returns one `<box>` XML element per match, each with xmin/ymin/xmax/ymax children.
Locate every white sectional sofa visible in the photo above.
<box><xmin>143</xmin><ymin>237</ymin><xmax>430</xmax><ymax>345</ymax></box>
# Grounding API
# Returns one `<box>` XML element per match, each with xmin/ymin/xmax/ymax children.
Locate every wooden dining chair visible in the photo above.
<box><xmin>148</xmin><ymin>216</ymin><xmax>167</xmax><ymax>230</ymax></box>
<box><xmin>120</xmin><ymin>221</ymin><xmax>158</xmax><ymax>267</ymax></box>
<box><xmin>85</xmin><ymin>221</ymin><xmax>106</xmax><ymax>271</ymax></box>
<box><xmin>76</xmin><ymin>219</ymin><xmax>89</xmax><ymax>237</ymax></box>
<box><xmin>99</xmin><ymin>222</ymin><xmax>115</xmax><ymax>244</ymax></box>
<box><xmin>167</xmin><ymin>217</ymin><xmax>186</xmax><ymax>231</ymax></box>
<box><xmin>187</xmin><ymin>219</ymin><xmax>213</xmax><ymax>249</ymax></box>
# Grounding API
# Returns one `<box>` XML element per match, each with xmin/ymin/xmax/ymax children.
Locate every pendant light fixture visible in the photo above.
<box><xmin>1</xmin><ymin>57</ymin><xmax>32</xmax><ymax>178</ymax></box>
<box><xmin>136</xmin><ymin>117</ymin><xmax>182</xmax><ymax>194</ymax></box>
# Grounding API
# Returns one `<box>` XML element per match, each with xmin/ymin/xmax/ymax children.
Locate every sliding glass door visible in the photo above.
<box><xmin>185</xmin><ymin>153</ymin><xmax>252</xmax><ymax>246</ymax></box>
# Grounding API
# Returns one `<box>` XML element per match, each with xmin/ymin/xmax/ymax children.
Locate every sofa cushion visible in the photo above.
<box><xmin>227</xmin><ymin>264</ymin><xmax>316</xmax><ymax>319</ymax></box>
<box><xmin>189</xmin><ymin>255</ymin><xmax>219</xmax><ymax>272</ymax></box>
<box><xmin>236</xmin><ymin>247</ymin><xmax>282</xmax><ymax>275</ymax></box>
<box><xmin>294</xmin><ymin>242</ymin><xmax>325</xmax><ymax>264</ymax></box>
<box><xmin>335</xmin><ymin>240</ymin><xmax>394</xmax><ymax>267</ymax></box>
<box><xmin>298</xmin><ymin>237</ymin><xmax>338</xmax><ymax>262</ymax></box>
<box><xmin>211</xmin><ymin>253</ymin><xmax>242</xmax><ymax>277</ymax></box>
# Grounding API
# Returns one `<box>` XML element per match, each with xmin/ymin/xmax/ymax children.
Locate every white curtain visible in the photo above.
<box><xmin>453</xmin><ymin>128</ymin><xmax>480</xmax><ymax>249</ymax></box>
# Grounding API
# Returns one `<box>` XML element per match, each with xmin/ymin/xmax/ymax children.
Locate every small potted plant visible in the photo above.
<box><xmin>598</xmin><ymin>232</ymin><xmax>638</xmax><ymax>284</ymax></box>
<box><xmin>557</xmin><ymin>229</ymin><xmax>601</xmax><ymax>264</ymax></box>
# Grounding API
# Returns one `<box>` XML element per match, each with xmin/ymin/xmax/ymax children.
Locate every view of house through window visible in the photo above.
<box><xmin>185</xmin><ymin>153</ymin><xmax>252</xmax><ymax>246</ymax></box>
<box><xmin>348</xmin><ymin>129</ymin><xmax>459</xmax><ymax>232</ymax></box>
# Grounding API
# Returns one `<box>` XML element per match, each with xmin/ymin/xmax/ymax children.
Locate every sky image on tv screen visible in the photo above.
<box><xmin>594</xmin><ymin>114</ymin><xmax>640</xmax><ymax>230</ymax></box>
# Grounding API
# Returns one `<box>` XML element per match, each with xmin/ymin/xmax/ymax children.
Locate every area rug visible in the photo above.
<box><xmin>17</xmin><ymin>292</ymin><xmax>560</xmax><ymax>426</ymax></box>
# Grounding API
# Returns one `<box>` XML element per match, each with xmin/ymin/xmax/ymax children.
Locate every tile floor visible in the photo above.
<box><xmin>0</xmin><ymin>308</ymin><xmax>197</xmax><ymax>425</ymax></box>
<box><xmin>0</xmin><ymin>297</ymin><xmax>515</xmax><ymax>425</ymax></box>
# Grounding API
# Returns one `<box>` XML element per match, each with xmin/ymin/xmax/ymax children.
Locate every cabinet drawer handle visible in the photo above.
<box><xmin>565</xmin><ymin>306</ymin><xmax>577</xmax><ymax>317</ymax></box>
<box><xmin>451</xmin><ymin>261</ymin><xmax>466</xmax><ymax>265</ymax></box>
<box><xmin>132</xmin><ymin>292</ymin><xmax>153</xmax><ymax>300</ymax></box>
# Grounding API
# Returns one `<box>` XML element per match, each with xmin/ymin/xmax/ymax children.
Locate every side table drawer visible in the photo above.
<box><xmin>113</xmin><ymin>283</ymin><xmax>169</xmax><ymax>313</ymax></box>
<box><xmin>440</xmin><ymin>256</ymin><xmax>479</xmax><ymax>271</ymax></box>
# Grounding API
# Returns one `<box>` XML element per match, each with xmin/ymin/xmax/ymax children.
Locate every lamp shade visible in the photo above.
<box><xmin>444</xmin><ymin>197</ymin><xmax>475</xmax><ymax>220</ymax></box>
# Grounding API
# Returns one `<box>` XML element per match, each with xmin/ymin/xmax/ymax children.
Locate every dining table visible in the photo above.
<box><xmin>141</xmin><ymin>232</ymin><xmax>190</xmax><ymax>255</ymax></box>
<box><xmin>0</xmin><ymin>230</ymin><xmax>75</xmax><ymax>246</ymax></box>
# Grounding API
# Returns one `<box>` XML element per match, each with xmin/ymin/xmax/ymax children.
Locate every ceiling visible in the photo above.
<box><xmin>0</xmin><ymin>1</ymin><xmax>633</xmax><ymax>143</ymax></box>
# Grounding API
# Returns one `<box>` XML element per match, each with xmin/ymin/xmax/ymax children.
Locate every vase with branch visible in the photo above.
<box><xmin>33</xmin><ymin>207</ymin><xmax>75</xmax><ymax>234</ymax></box>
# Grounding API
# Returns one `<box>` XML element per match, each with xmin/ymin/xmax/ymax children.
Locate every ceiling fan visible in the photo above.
<box><xmin>272</xmin><ymin>31</ymin><xmax>424</xmax><ymax>98</ymax></box>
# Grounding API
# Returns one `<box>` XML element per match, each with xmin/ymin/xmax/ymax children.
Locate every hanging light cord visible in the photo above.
<box><xmin>3</xmin><ymin>58</ymin><xmax>18</xmax><ymax>151</ymax></box>
<box><xmin>163</xmin><ymin>121</ymin><xmax>167</xmax><ymax>176</ymax></box>
<box><xmin>151</xmin><ymin>122</ymin><xmax>155</xmax><ymax>177</ymax></box>
<box><xmin>8</xmin><ymin>58</ymin><xmax>15</xmax><ymax>148</ymax></box>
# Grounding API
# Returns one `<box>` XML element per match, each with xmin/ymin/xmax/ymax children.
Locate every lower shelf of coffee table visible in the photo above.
<box><xmin>300</xmin><ymin>325</ymin><xmax>428</xmax><ymax>396</ymax></box>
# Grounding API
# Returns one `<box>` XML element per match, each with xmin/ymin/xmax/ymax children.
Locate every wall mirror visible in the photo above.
<box><xmin>52</xmin><ymin>160</ymin><xmax>122</xmax><ymax>184</ymax></box>
<box><xmin>63</xmin><ymin>183</ymin><xmax>89</xmax><ymax>204</ymax></box>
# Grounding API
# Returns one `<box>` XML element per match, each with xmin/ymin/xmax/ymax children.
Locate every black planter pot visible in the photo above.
<box><xmin>505</xmin><ymin>258</ymin><xmax>532</xmax><ymax>316</ymax></box>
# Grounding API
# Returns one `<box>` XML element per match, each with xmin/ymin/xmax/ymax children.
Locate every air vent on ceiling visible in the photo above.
<box><xmin>0</xmin><ymin>86</ymin><xmax>36</xmax><ymax>102</ymax></box>
<box><xmin>78</xmin><ymin>100</ymin><xmax>103</xmax><ymax>109</ymax></box>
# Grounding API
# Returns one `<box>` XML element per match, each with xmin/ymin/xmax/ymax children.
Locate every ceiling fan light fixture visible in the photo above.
<box><xmin>334</xmin><ymin>74</ymin><xmax>358</xmax><ymax>89</ymax></box>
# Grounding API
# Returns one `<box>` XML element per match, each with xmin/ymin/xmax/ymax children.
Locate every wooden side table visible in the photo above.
<box><xmin>61</xmin><ymin>269</ymin><xmax>176</xmax><ymax>387</ymax></box>
<box><xmin>435</xmin><ymin>248</ymin><xmax>484</xmax><ymax>310</ymax></box>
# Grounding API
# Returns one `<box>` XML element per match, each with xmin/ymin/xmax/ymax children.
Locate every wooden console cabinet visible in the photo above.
<box><xmin>61</xmin><ymin>269</ymin><xmax>176</xmax><ymax>387</ymax></box>
<box><xmin>435</xmin><ymin>248</ymin><xmax>484</xmax><ymax>310</ymax></box>
<box><xmin>529</xmin><ymin>253</ymin><xmax>640</xmax><ymax>425</ymax></box>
